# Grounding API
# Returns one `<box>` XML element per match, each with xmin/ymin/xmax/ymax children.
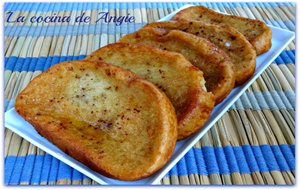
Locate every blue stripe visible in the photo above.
<box><xmin>251</xmin><ymin>146</ymin><xmax>269</xmax><ymax>172</ymax></box>
<box><xmin>231</xmin><ymin>91</ymin><xmax>295</xmax><ymax>110</ymax></box>
<box><xmin>39</xmin><ymin>154</ymin><xmax>53</xmax><ymax>183</ymax></box>
<box><xmin>265</xmin><ymin>20</ymin><xmax>295</xmax><ymax>31</ymax></box>
<box><xmin>242</xmin><ymin>146</ymin><xmax>260</xmax><ymax>172</ymax></box>
<box><xmin>271</xmin><ymin>145</ymin><xmax>292</xmax><ymax>171</ymax></box>
<box><xmin>274</xmin><ymin>50</ymin><xmax>295</xmax><ymax>64</ymax></box>
<box><xmin>290</xmin><ymin>144</ymin><xmax>295</xmax><ymax>156</ymax></box>
<box><xmin>202</xmin><ymin>146</ymin><xmax>220</xmax><ymax>174</ymax></box>
<box><xmin>5</xmin><ymin>156</ymin><xmax>17</xmax><ymax>184</ymax></box>
<box><xmin>30</xmin><ymin>155</ymin><xmax>44</xmax><ymax>184</ymax></box>
<box><xmin>4</xmin><ymin>20</ymin><xmax>295</xmax><ymax>37</ymax></box>
<box><xmin>19</xmin><ymin>155</ymin><xmax>36</xmax><ymax>184</ymax></box>
<box><xmin>168</xmin><ymin>145</ymin><xmax>295</xmax><ymax>177</ymax></box>
<box><xmin>4</xmin><ymin>2</ymin><xmax>295</xmax><ymax>11</ymax></box>
<box><xmin>7</xmin><ymin>156</ymin><xmax>26</xmax><ymax>184</ymax></box>
<box><xmin>223</xmin><ymin>146</ymin><xmax>240</xmax><ymax>173</ymax></box>
<box><xmin>260</xmin><ymin>145</ymin><xmax>281</xmax><ymax>171</ymax></box>
<box><xmin>3</xmin><ymin>50</ymin><xmax>295</xmax><ymax>72</ymax></box>
<box><xmin>4</xmin><ymin>2</ymin><xmax>295</xmax><ymax>12</ymax></box>
<box><xmin>183</xmin><ymin>150</ymin><xmax>198</xmax><ymax>175</ymax></box>
<box><xmin>4</xmin><ymin>2</ymin><xmax>296</xmax><ymax>38</ymax></box>
<box><xmin>4</xmin><ymin>23</ymin><xmax>145</xmax><ymax>37</ymax></box>
<box><xmin>232</xmin><ymin>146</ymin><xmax>251</xmax><ymax>173</ymax></box>
<box><xmin>72</xmin><ymin>169</ymin><xmax>84</xmax><ymax>181</ymax></box>
<box><xmin>177</xmin><ymin>157</ymin><xmax>188</xmax><ymax>176</ymax></box>
<box><xmin>214</xmin><ymin>146</ymin><xmax>230</xmax><ymax>174</ymax></box>
<box><xmin>57</xmin><ymin>162</ymin><xmax>72</xmax><ymax>181</ymax></box>
<box><xmin>192</xmin><ymin>148</ymin><xmax>208</xmax><ymax>175</ymax></box>
<box><xmin>48</xmin><ymin>156</ymin><xmax>59</xmax><ymax>182</ymax></box>
<box><xmin>5</xmin><ymin>144</ymin><xmax>294</xmax><ymax>183</ymax></box>
<box><xmin>168</xmin><ymin>162</ymin><xmax>178</xmax><ymax>177</ymax></box>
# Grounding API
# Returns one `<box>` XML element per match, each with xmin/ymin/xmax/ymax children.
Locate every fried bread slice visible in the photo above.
<box><xmin>146</xmin><ymin>20</ymin><xmax>256</xmax><ymax>85</ymax></box>
<box><xmin>172</xmin><ymin>6</ymin><xmax>272</xmax><ymax>55</ymax></box>
<box><xmin>15</xmin><ymin>60</ymin><xmax>177</xmax><ymax>181</ymax></box>
<box><xmin>85</xmin><ymin>43</ymin><xmax>215</xmax><ymax>140</ymax></box>
<box><xmin>119</xmin><ymin>27</ymin><xmax>235</xmax><ymax>103</ymax></box>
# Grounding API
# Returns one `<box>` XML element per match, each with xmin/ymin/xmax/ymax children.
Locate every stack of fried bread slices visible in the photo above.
<box><xmin>15</xmin><ymin>6</ymin><xmax>272</xmax><ymax>181</ymax></box>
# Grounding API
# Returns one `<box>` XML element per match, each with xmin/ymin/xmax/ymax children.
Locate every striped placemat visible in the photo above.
<box><xmin>4</xmin><ymin>2</ymin><xmax>295</xmax><ymax>185</ymax></box>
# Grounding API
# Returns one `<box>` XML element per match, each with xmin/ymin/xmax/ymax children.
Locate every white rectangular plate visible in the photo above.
<box><xmin>4</xmin><ymin>4</ymin><xmax>295</xmax><ymax>185</ymax></box>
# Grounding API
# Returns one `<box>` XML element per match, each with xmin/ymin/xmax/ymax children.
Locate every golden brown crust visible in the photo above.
<box><xmin>15</xmin><ymin>60</ymin><xmax>177</xmax><ymax>181</ymax></box>
<box><xmin>146</xmin><ymin>20</ymin><xmax>256</xmax><ymax>85</ymax></box>
<box><xmin>250</xmin><ymin>25</ymin><xmax>272</xmax><ymax>55</ymax></box>
<box><xmin>120</xmin><ymin>27</ymin><xmax>235</xmax><ymax>104</ymax></box>
<box><xmin>176</xmin><ymin>87</ymin><xmax>215</xmax><ymax>140</ymax></box>
<box><xmin>172</xmin><ymin>6</ymin><xmax>272</xmax><ymax>55</ymax></box>
<box><xmin>85</xmin><ymin>42</ymin><xmax>215</xmax><ymax>140</ymax></box>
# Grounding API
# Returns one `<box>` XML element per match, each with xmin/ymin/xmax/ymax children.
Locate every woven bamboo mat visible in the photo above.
<box><xmin>4</xmin><ymin>2</ymin><xmax>295</xmax><ymax>185</ymax></box>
